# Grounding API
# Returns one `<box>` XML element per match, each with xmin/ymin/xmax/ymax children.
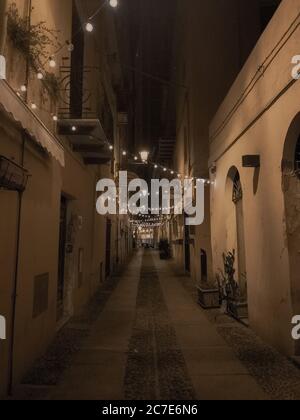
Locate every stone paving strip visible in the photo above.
<box><xmin>124</xmin><ymin>252</ymin><xmax>195</xmax><ymax>400</ymax></box>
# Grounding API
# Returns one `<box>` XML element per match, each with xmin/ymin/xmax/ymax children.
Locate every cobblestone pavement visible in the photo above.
<box><xmin>12</xmin><ymin>250</ymin><xmax>300</xmax><ymax>400</ymax></box>
<box><xmin>124</xmin><ymin>252</ymin><xmax>196</xmax><ymax>400</ymax></box>
<box><xmin>174</xmin><ymin>262</ymin><xmax>300</xmax><ymax>401</ymax></box>
<box><xmin>13</xmin><ymin>268</ymin><xmax>124</xmax><ymax>400</ymax></box>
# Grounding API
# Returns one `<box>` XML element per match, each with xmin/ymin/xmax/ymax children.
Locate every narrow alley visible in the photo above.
<box><xmin>13</xmin><ymin>250</ymin><xmax>300</xmax><ymax>401</ymax></box>
<box><xmin>1</xmin><ymin>0</ymin><xmax>300</xmax><ymax>402</ymax></box>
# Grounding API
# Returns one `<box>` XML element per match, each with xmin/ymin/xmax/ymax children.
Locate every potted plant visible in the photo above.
<box><xmin>219</xmin><ymin>251</ymin><xmax>248</xmax><ymax>320</ymax></box>
<box><xmin>159</xmin><ymin>239</ymin><xmax>171</xmax><ymax>260</ymax></box>
<box><xmin>197</xmin><ymin>279</ymin><xmax>220</xmax><ymax>309</ymax></box>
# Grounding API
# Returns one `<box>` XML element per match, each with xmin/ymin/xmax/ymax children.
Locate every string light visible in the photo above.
<box><xmin>20</xmin><ymin>85</ymin><xmax>27</xmax><ymax>92</ymax></box>
<box><xmin>49</xmin><ymin>57</ymin><xmax>56</xmax><ymax>68</ymax></box>
<box><xmin>85</xmin><ymin>22</ymin><xmax>94</xmax><ymax>32</ymax></box>
<box><xmin>109</xmin><ymin>0</ymin><xmax>118</xmax><ymax>8</ymax></box>
<box><xmin>31</xmin><ymin>103</ymin><xmax>37</xmax><ymax>110</ymax></box>
<box><xmin>37</xmin><ymin>71</ymin><xmax>44</xmax><ymax>80</ymax></box>
<box><xmin>71</xmin><ymin>126</ymin><xmax>77</xmax><ymax>132</ymax></box>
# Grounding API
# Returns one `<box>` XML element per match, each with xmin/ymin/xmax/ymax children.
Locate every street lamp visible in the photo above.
<box><xmin>140</xmin><ymin>151</ymin><xmax>149</xmax><ymax>162</ymax></box>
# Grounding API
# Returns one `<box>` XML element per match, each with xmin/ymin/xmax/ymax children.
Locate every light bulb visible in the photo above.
<box><xmin>154</xmin><ymin>165</ymin><xmax>158</xmax><ymax>169</ymax></box>
<box><xmin>71</xmin><ymin>126</ymin><xmax>77</xmax><ymax>132</ymax></box>
<box><xmin>53</xmin><ymin>115</ymin><xmax>58</xmax><ymax>121</ymax></box>
<box><xmin>109</xmin><ymin>0</ymin><xmax>118</xmax><ymax>7</ymax></box>
<box><xmin>134</xmin><ymin>156</ymin><xmax>138</xmax><ymax>161</ymax></box>
<box><xmin>20</xmin><ymin>85</ymin><xmax>27</xmax><ymax>92</ymax></box>
<box><xmin>122</xmin><ymin>151</ymin><xmax>127</xmax><ymax>156</ymax></box>
<box><xmin>67</xmin><ymin>42</ymin><xmax>74</xmax><ymax>52</ymax></box>
<box><xmin>31</xmin><ymin>103</ymin><xmax>37</xmax><ymax>110</ymax></box>
<box><xmin>85</xmin><ymin>22</ymin><xmax>94</xmax><ymax>32</ymax></box>
<box><xmin>163</xmin><ymin>168</ymin><xmax>167</xmax><ymax>172</ymax></box>
<box><xmin>37</xmin><ymin>72</ymin><xmax>44</xmax><ymax>80</ymax></box>
<box><xmin>109</xmin><ymin>145</ymin><xmax>113</xmax><ymax>151</ymax></box>
<box><xmin>49</xmin><ymin>58</ymin><xmax>56</xmax><ymax>68</ymax></box>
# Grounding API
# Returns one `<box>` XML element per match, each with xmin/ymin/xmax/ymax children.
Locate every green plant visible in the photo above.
<box><xmin>7</xmin><ymin>3</ymin><xmax>61</xmax><ymax>101</ymax></box>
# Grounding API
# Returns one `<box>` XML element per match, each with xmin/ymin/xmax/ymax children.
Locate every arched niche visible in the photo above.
<box><xmin>282</xmin><ymin>113</ymin><xmax>300</xmax><ymax>355</ymax></box>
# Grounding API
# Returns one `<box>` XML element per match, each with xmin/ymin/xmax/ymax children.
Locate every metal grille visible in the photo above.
<box><xmin>232</xmin><ymin>173</ymin><xmax>243</xmax><ymax>204</ymax></box>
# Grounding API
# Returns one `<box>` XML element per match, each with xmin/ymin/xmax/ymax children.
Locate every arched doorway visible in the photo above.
<box><xmin>282</xmin><ymin>113</ymin><xmax>300</xmax><ymax>355</ymax></box>
<box><xmin>225</xmin><ymin>167</ymin><xmax>247</xmax><ymax>297</ymax></box>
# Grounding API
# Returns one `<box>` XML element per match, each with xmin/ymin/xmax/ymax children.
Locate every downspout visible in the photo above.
<box><xmin>7</xmin><ymin>0</ymin><xmax>31</xmax><ymax>396</ymax></box>
<box><xmin>8</xmin><ymin>132</ymin><xmax>26</xmax><ymax>396</ymax></box>
<box><xmin>0</xmin><ymin>0</ymin><xmax>8</xmax><ymax>54</ymax></box>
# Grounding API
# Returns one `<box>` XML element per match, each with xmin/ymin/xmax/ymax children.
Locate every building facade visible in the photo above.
<box><xmin>170</xmin><ymin>0</ymin><xmax>267</xmax><ymax>284</ymax></box>
<box><xmin>209</xmin><ymin>0</ymin><xmax>300</xmax><ymax>356</ymax></box>
<box><xmin>0</xmin><ymin>0</ymin><xmax>132</xmax><ymax>396</ymax></box>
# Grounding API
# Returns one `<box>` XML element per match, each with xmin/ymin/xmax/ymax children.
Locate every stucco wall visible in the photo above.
<box><xmin>209</xmin><ymin>0</ymin><xmax>300</xmax><ymax>355</ymax></box>
<box><xmin>0</xmin><ymin>0</ymin><xmax>126</xmax><ymax>396</ymax></box>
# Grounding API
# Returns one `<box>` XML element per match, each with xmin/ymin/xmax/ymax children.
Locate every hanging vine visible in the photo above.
<box><xmin>7</xmin><ymin>3</ymin><xmax>62</xmax><ymax>102</ymax></box>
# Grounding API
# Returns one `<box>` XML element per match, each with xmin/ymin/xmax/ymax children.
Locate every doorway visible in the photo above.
<box><xmin>200</xmin><ymin>249</ymin><xmax>208</xmax><ymax>283</ymax></box>
<box><xmin>105</xmin><ymin>219</ymin><xmax>112</xmax><ymax>278</ymax></box>
<box><xmin>57</xmin><ymin>196</ymin><xmax>67</xmax><ymax>321</ymax></box>
<box><xmin>184</xmin><ymin>221</ymin><xmax>190</xmax><ymax>273</ymax></box>
<box><xmin>283</xmin><ymin>115</ymin><xmax>300</xmax><ymax>355</ymax></box>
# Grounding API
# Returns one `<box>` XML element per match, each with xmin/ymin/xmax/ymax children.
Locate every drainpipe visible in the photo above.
<box><xmin>8</xmin><ymin>132</ymin><xmax>26</xmax><ymax>396</ymax></box>
<box><xmin>0</xmin><ymin>0</ymin><xmax>8</xmax><ymax>54</ymax></box>
<box><xmin>7</xmin><ymin>0</ymin><xmax>31</xmax><ymax>395</ymax></box>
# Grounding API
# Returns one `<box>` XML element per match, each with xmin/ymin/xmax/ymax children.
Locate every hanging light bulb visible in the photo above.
<box><xmin>20</xmin><ymin>85</ymin><xmax>27</xmax><ymax>92</ymax></box>
<box><xmin>134</xmin><ymin>156</ymin><xmax>138</xmax><ymax>161</ymax></box>
<box><xmin>154</xmin><ymin>164</ymin><xmax>158</xmax><ymax>169</ymax></box>
<box><xmin>67</xmin><ymin>41</ymin><xmax>74</xmax><ymax>52</ymax></box>
<box><xmin>71</xmin><ymin>126</ymin><xmax>77</xmax><ymax>132</ymax></box>
<box><xmin>37</xmin><ymin>71</ymin><xmax>44</xmax><ymax>80</ymax></box>
<box><xmin>52</xmin><ymin>115</ymin><xmax>58</xmax><ymax>122</ymax></box>
<box><xmin>49</xmin><ymin>57</ymin><xmax>56</xmax><ymax>68</ymax></box>
<box><xmin>85</xmin><ymin>22</ymin><xmax>94</xmax><ymax>32</ymax></box>
<box><xmin>122</xmin><ymin>151</ymin><xmax>127</xmax><ymax>156</ymax></box>
<box><xmin>109</xmin><ymin>0</ymin><xmax>118</xmax><ymax>7</ymax></box>
<box><xmin>163</xmin><ymin>168</ymin><xmax>167</xmax><ymax>172</ymax></box>
<box><xmin>109</xmin><ymin>145</ymin><xmax>114</xmax><ymax>151</ymax></box>
<box><xmin>31</xmin><ymin>103</ymin><xmax>37</xmax><ymax>110</ymax></box>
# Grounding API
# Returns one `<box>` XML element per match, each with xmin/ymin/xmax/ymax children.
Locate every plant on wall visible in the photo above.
<box><xmin>41</xmin><ymin>72</ymin><xmax>60</xmax><ymax>102</ymax></box>
<box><xmin>7</xmin><ymin>3</ymin><xmax>61</xmax><ymax>102</ymax></box>
<box><xmin>218</xmin><ymin>250</ymin><xmax>241</xmax><ymax>301</ymax></box>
